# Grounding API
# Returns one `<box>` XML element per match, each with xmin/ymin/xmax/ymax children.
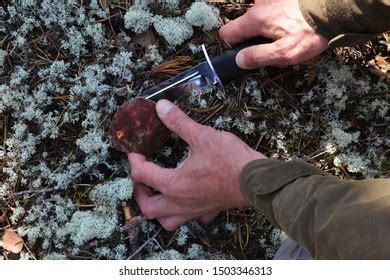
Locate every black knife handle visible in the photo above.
<box><xmin>211</xmin><ymin>36</ymin><xmax>272</xmax><ymax>84</ymax></box>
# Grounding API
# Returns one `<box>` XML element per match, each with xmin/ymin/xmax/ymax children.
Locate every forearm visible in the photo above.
<box><xmin>240</xmin><ymin>159</ymin><xmax>390</xmax><ymax>259</ymax></box>
<box><xmin>299</xmin><ymin>0</ymin><xmax>390</xmax><ymax>47</ymax></box>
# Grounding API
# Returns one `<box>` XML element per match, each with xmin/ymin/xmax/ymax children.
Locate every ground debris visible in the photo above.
<box><xmin>1</xmin><ymin>0</ymin><xmax>388</xmax><ymax>260</ymax></box>
<box><xmin>2</xmin><ymin>228</ymin><xmax>24</xmax><ymax>254</ymax></box>
<box><xmin>368</xmin><ymin>55</ymin><xmax>390</xmax><ymax>79</ymax></box>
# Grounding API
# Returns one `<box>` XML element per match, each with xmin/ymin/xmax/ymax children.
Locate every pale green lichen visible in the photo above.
<box><xmin>146</xmin><ymin>44</ymin><xmax>163</xmax><ymax>65</ymax></box>
<box><xmin>124</xmin><ymin>7</ymin><xmax>154</xmax><ymax>33</ymax></box>
<box><xmin>0</xmin><ymin>49</ymin><xmax>7</xmax><ymax>73</ymax></box>
<box><xmin>65</xmin><ymin>208</ymin><xmax>118</xmax><ymax>246</ymax></box>
<box><xmin>10</xmin><ymin>202</ymin><xmax>26</xmax><ymax>224</ymax></box>
<box><xmin>185</xmin><ymin>2</ymin><xmax>221</xmax><ymax>31</ymax></box>
<box><xmin>89</xmin><ymin>178</ymin><xmax>133</xmax><ymax>207</ymax></box>
<box><xmin>176</xmin><ymin>225</ymin><xmax>189</xmax><ymax>246</ymax></box>
<box><xmin>158</xmin><ymin>0</ymin><xmax>180</xmax><ymax>10</ymax></box>
<box><xmin>153</xmin><ymin>16</ymin><xmax>193</xmax><ymax>47</ymax></box>
<box><xmin>61</xmin><ymin>26</ymin><xmax>87</xmax><ymax>59</ymax></box>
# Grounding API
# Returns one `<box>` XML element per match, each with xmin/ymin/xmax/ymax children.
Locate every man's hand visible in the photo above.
<box><xmin>128</xmin><ymin>100</ymin><xmax>266</xmax><ymax>231</ymax></box>
<box><xmin>219</xmin><ymin>0</ymin><xmax>329</xmax><ymax>69</ymax></box>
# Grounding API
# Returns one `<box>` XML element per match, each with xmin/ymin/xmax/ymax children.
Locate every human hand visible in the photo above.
<box><xmin>128</xmin><ymin>100</ymin><xmax>266</xmax><ymax>231</ymax></box>
<box><xmin>219</xmin><ymin>0</ymin><xmax>329</xmax><ymax>68</ymax></box>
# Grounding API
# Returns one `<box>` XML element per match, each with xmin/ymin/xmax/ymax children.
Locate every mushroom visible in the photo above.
<box><xmin>109</xmin><ymin>98</ymin><xmax>170</xmax><ymax>156</ymax></box>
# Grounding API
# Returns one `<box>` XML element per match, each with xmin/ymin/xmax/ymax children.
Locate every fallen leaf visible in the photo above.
<box><xmin>2</xmin><ymin>228</ymin><xmax>24</xmax><ymax>254</ymax></box>
<box><xmin>376</xmin><ymin>55</ymin><xmax>388</xmax><ymax>68</ymax></box>
<box><xmin>368</xmin><ymin>56</ymin><xmax>390</xmax><ymax>79</ymax></box>
<box><xmin>134</xmin><ymin>29</ymin><xmax>157</xmax><ymax>48</ymax></box>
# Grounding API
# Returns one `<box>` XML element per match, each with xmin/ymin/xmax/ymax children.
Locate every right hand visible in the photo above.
<box><xmin>219</xmin><ymin>0</ymin><xmax>329</xmax><ymax>69</ymax></box>
<box><xmin>128</xmin><ymin>100</ymin><xmax>266</xmax><ymax>230</ymax></box>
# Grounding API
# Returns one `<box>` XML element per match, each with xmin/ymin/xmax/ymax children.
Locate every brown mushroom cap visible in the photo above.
<box><xmin>109</xmin><ymin>98</ymin><xmax>170</xmax><ymax>156</ymax></box>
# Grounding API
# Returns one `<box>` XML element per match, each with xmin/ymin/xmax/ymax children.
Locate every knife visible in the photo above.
<box><xmin>109</xmin><ymin>37</ymin><xmax>271</xmax><ymax>156</ymax></box>
<box><xmin>140</xmin><ymin>36</ymin><xmax>271</xmax><ymax>102</ymax></box>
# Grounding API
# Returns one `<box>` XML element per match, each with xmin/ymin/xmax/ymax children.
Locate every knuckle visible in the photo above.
<box><xmin>275</xmin><ymin>39</ymin><xmax>289</xmax><ymax>54</ymax></box>
<box><xmin>277</xmin><ymin>46</ymin><xmax>290</xmax><ymax>61</ymax></box>
<box><xmin>275</xmin><ymin>39</ymin><xmax>299</xmax><ymax>64</ymax></box>
<box><xmin>249</xmin><ymin>49</ymin><xmax>264</xmax><ymax>66</ymax></box>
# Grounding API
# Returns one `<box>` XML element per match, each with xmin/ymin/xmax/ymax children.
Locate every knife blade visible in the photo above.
<box><xmin>141</xmin><ymin>57</ymin><xmax>223</xmax><ymax>102</ymax></box>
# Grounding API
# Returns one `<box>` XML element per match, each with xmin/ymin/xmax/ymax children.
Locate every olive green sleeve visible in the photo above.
<box><xmin>240</xmin><ymin>159</ymin><xmax>390</xmax><ymax>259</ymax></box>
<box><xmin>299</xmin><ymin>0</ymin><xmax>390</xmax><ymax>47</ymax></box>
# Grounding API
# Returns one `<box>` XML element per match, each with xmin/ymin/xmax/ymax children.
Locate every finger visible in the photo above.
<box><xmin>155</xmin><ymin>100</ymin><xmax>205</xmax><ymax>148</ymax></box>
<box><xmin>128</xmin><ymin>153</ymin><xmax>172</xmax><ymax>192</ymax></box>
<box><xmin>235</xmin><ymin>38</ymin><xmax>294</xmax><ymax>69</ymax></box>
<box><xmin>219</xmin><ymin>7</ymin><xmax>261</xmax><ymax>46</ymax></box>
<box><xmin>134</xmin><ymin>182</ymin><xmax>194</xmax><ymax>219</ymax></box>
<box><xmin>199</xmin><ymin>211</ymin><xmax>220</xmax><ymax>224</ymax></box>
<box><xmin>133</xmin><ymin>183</ymin><xmax>154</xmax><ymax>204</ymax></box>
<box><xmin>133</xmin><ymin>183</ymin><xmax>167</xmax><ymax>219</ymax></box>
<box><xmin>133</xmin><ymin>183</ymin><xmax>155</xmax><ymax>217</ymax></box>
<box><xmin>157</xmin><ymin>215</ymin><xmax>194</xmax><ymax>231</ymax></box>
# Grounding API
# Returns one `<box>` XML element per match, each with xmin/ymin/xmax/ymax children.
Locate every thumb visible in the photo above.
<box><xmin>155</xmin><ymin>99</ymin><xmax>205</xmax><ymax>147</ymax></box>
<box><xmin>235</xmin><ymin>40</ymin><xmax>286</xmax><ymax>69</ymax></box>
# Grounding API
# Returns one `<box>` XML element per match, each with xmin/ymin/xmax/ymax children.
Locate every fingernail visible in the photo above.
<box><xmin>236</xmin><ymin>51</ymin><xmax>247</xmax><ymax>69</ymax></box>
<box><xmin>156</xmin><ymin>99</ymin><xmax>174</xmax><ymax>117</ymax></box>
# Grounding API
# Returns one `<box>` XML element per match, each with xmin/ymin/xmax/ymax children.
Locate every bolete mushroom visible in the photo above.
<box><xmin>109</xmin><ymin>98</ymin><xmax>170</xmax><ymax>156</ymax></box>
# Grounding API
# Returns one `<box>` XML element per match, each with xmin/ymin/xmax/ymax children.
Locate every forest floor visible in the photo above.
<box><xmin>0</xmin><ymin>1</ymin><xmax>389</xmax><ymax>260</ymax></box>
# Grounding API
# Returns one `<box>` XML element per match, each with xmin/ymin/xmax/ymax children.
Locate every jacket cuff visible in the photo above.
<box><xmin>299</xmin><ymin>0</ymin><xmax>334</xmax><ymax>39</ymax></box>
<box><xmin>240</xmin><ymin>159</ymin><xmax>327</xmax><ymax>227</ymax></box>
<box><xmin>298</xmin><ymin>0</ymin><xmax>385</xmax><ymax>47</ymax></box>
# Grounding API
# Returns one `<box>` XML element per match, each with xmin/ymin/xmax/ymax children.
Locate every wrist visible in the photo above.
<box><xmin>235</xmin><ymin>154</ymin><xmax>268</xmax><ymax>208</ymax></box>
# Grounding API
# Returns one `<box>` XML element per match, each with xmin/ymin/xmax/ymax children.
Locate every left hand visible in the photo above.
<box><xmin>128</xmin><ymin>100</ymin><xmax>266</xmax><ymax>231</ymax></box>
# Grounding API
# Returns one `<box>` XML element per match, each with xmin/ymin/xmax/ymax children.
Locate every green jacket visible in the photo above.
<box><xmin>240</xmin><ymin>0</ymin><xmax>390</xmax><ymax>259</ymax></box>
<box><xmin>299</xmin><ymin>0</ymin><xmax>390</xmax><ymax>47</ymax></box>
